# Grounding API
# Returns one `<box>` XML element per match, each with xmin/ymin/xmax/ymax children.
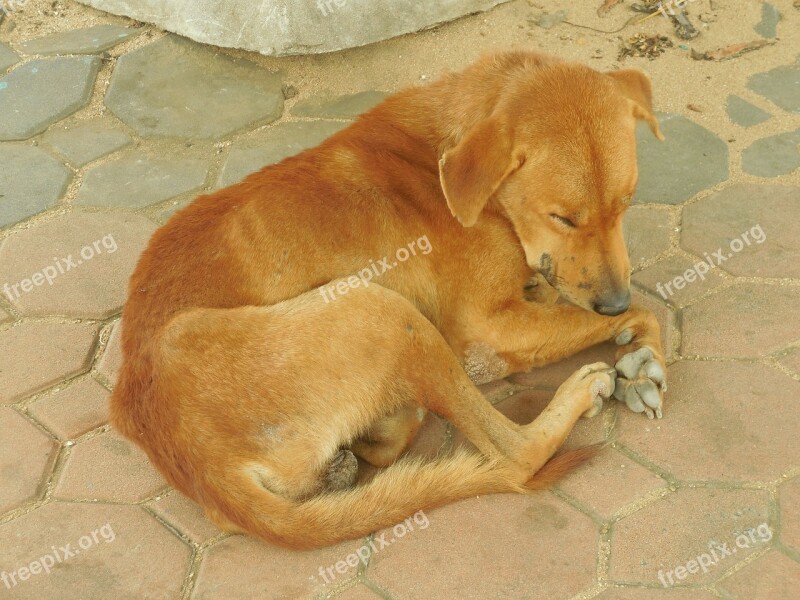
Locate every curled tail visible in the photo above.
<box><xmin>203</xmin><ymin>445</ymin><xmax>602</xmax><ymax>550</ymax></box>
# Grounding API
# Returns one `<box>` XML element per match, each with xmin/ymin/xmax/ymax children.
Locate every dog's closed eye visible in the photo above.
<box><xmin>550</xmin><ymin>214</ymin><xmax>577</xmax><ymax>228</ymax></box>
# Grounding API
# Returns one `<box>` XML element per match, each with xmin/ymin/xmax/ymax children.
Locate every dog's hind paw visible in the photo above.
<box><xmin>612</xmin><ymin>347</ymin><xmax>666</xmax><ymax>419</ymax></box>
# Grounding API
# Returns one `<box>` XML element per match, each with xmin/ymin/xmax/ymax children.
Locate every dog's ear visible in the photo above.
<box><xmin>439</xmin><ymin>118</ymin><xmax>521</xmax><ymax>227</ymax></box>
<box><xmin>607</xmin><ymin>69</ymin><xmax>665</xmax><ymax>141</ymax></box>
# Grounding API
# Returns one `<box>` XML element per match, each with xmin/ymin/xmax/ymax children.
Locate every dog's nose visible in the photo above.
<box><xmin>593</xmin><ymin>289</ymin><xmax>631</xmax><ymax>316</ymax></box>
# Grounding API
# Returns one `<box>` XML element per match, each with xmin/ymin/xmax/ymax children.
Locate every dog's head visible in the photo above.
<box><xmin>438</xmin><ymin>60</ymin><xmax>663</xmax><ymax>316</ymax></box>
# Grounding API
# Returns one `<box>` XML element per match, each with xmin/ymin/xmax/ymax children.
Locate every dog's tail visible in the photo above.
<box><xmin>201</xmin><ymin>445</ymin><xmax>600</xmax><ymax>550</ymax></box>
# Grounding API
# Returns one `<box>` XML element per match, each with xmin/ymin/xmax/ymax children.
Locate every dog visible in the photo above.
<box><xmin>112</xmin><ymin>51</ymin><xmax>667</xmax><ymax>550</ymax></box>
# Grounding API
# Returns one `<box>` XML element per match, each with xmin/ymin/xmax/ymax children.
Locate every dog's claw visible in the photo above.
<box><xmin>613</xmin><ymin>347</ymin><xmax>665</xmax><ymax>419</ymax></box>
<box><xmin>615</xmin><ymin>329</ymin><xmax>634</xmax><ymax>346</ymax></box>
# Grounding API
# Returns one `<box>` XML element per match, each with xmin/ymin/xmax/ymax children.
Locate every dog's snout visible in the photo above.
<box><xmin>593</xmin><ymin>289</ymin><xmax>631</xmax><ymax>316</ymax></box>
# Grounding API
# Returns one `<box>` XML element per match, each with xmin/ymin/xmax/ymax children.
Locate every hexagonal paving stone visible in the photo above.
<box><xmin>625</xmin><ymin>206</ymin><xmax>673</xmax><ymax>268</ymax></box>
<box><xmin>726</xmin><ymin>95</ymin><xmax>771</xmax><ymax>127</ymax></box>
<box><xmin>556</xmin><ymin>447</ymin><xmax>667</xmax><ymax>519</ymax></box>
<box><xmin>632</xmin><ymin>254</ymin><xmax>726</xmax><ymax>308</ymax></box>
<box><xmin>149</xmin><ymin>492</ymin><xmax>221</xmax><ymax>545</ymax></box>
<box><xmin>0</xmin><ymin>211</ymin><xmax>159</xmax><ymax>318</ymax></box>
<box><xmin>780</xmin><ymin>477</ymin><xmax>800</xmax><ymax>554</ymax></box>
<box><xmin>754</xmin><ymin>2</ymin><xmax>781</xmax><ymax>38</ymax></box>
<box><xmin>617</xmin><ymin>361</ymin><xmax>800</xmax><ymax>483</ymax></box>
<box><xmin>219</xmin><ymin>121</ymin><xmax>348</xmax><ymax>187</ymax></box>
<box><xmin>106</xmin><ymin>36</ymin><xmax>283</xmax><ymax>140</ymax></box>
<box><xmin>0</xmin><ymin>407</ymin><xmax>55</xmax><ymax>512</ymax></box>
<box><xmin>611</xmin><ymin>487</ymin><xmax>770</xmax><ymax>585</ymax></box>
<box><xmin>719</xmin><ymin>551</ymin><xmax>800</xmax><ymax>599</ymax></box>
<box><xmin>292</xmin><ymin>91</ymin><xmax>387</xmax><ymax>119</ymax></box>
<box><xmin>96</xmin><ymin>320</ymin><xmax>122</xmax><ymax>387</ymax></box>
<box><xmin>682</xmin><ymin>184</ymin><xmax>799</xmax><ymax>278</ymax></box>
<box><xmin>193</xmin><ymin>534</ymin><xmax>364</xmax><ymax>599</ymax></box>
<box><xmin>28</xmin><ymin>377</ymin><xmax>109</xmax><ymax>440</ymax></box>
<box><xmin>0</xmin><ymin>322</ymin><xmax>99</xmax><ymax>404</ymax></box>
<box><xmin>54</xmin><ymin>429</ymin><xmax>166</xmax><ymax>502</ymax></box>
<box><xmin>634</xmin><ymin>115</ymin><xmax>729</xmax><ymax>205</ymax></box>
<box><xmin>42</xmin><ymin>118</ymin><xmax>132</xmax><ymax>167</ymax></box>
<box><xmin>368</xmin><ymin>493</ymin><xmax>598</xmax><ymax>599</ymax></box>
<box><xmin>0</xmin><ymin>502</ymin><xmax>190</xmax><ymax>599</ymax></box>
<box><xmin>19</xmin><ymin>25</ymin><xmax>139</xmax><ymax>56</ymax></box>
<box><xmin>0</xmin><ymin>56</ymin><xmax>100</xmax><ymax>141</ymax></box>
<box><xmin>741</xmin><ymin>128</ymin><xmax>800</xmax><ymax>177</ymax></box>
<box><xmin>0</xmin><ymin>42</ymin><xmax>19</xmax><ymax>72</ymax></box>
<box><xmin>76</xmin><ymin>151</ymin><xmax>208</xmax><ymax>209</ymax></box>
<box><xmin>0</xmin><ymin>143</ymin><xmax>71</xmax><ymax>228</ymax></box>
<box><xmin>748</xmin><ymin>59</ymin><xmax>800</xmax><ymax>113</ymax></box>
<box><xmin>682</xmin><ymin>283</ymin><xmax>800</xmax><ymax>358</ymax></box>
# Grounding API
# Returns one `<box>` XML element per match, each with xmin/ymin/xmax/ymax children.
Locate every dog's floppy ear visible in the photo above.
<box><xmin>439</xmin><ymin>118</ymin><xmax>520</xmax><ymax>227</ymax></box>
<box><xmin>607</xmin><ymin>69</ymin><xmax>665</xmax><ymax>141</ymax></box>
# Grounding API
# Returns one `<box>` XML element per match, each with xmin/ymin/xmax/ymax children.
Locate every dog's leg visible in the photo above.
<box><xmin>351</xmin><ymin>406</ymin><xmax>426</xmax><ymax>467</ymax></box>
<box><xmin>517</xmin><ymin>362</ymin><xmax>615</xmax><ymax>471</ymax></box>
<box><xmin>429</xmin><ymin>359</ymin><xmax>616</xmax><ymax>476</ymax></box>
<box><xmin>460</xmin><ymin>299</ymin><xmax>666</xmax><ymax>417</ymax></box>
<box><xmin>394</xmin><ymin>330</ymin><xmax>615</xmax><ymax>477</ymax></box>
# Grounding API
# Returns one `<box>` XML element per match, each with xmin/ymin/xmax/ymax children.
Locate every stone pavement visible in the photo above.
<box><xmin>1</xmin><ymin>2</ymin><xmax>799</xmax><ymax>599</ymax></box>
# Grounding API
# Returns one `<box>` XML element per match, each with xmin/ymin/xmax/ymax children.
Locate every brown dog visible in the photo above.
<box><xmin>112</xmin><ymin>52</ymin><xmax>667</xmax><ymax>549</ymax></box>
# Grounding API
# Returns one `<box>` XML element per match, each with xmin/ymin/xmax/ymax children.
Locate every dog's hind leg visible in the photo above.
<box><xmin>351</xmin><ymin>405</ymin><xmax>427</xmax><ymax>467</ymax></box>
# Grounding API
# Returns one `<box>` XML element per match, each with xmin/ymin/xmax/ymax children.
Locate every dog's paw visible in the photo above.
<box><xmin>573</xmin><ymin>362</ymin><xmax>617</xmax><ymax>419</ymax></box>
<box><xmin>612</xmin><ymin>346</ymin><xmax>666</xmax><ymax>419</ymax></box>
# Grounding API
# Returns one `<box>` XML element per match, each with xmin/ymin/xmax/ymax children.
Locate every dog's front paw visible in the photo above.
<box><xmin>611</xmin><ymin>345</ymin><xmax>666</xmax><ymax>419</ymax></box>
